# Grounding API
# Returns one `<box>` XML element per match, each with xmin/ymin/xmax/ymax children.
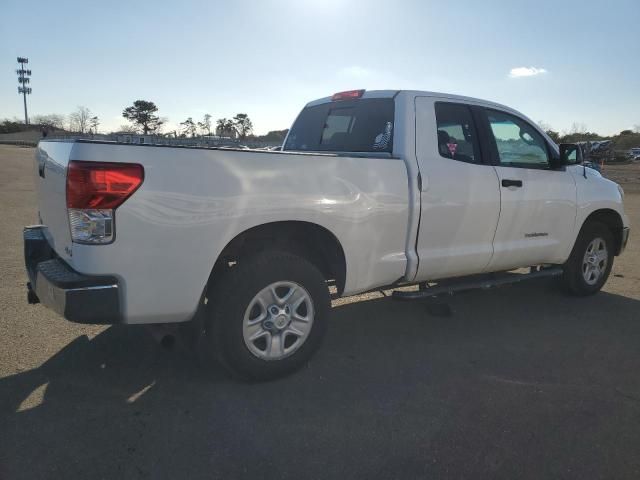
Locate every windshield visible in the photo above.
<box><xmin>284</xmin><ymin>98</ymin><xmax>395</xmax><ymax>153</ymax></box>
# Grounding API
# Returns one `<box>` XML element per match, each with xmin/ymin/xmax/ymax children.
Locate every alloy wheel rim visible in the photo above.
<box><xmin>581</xmin><ymin>237</ymin><xmax>608</xmax><ymax>286</ymax></box>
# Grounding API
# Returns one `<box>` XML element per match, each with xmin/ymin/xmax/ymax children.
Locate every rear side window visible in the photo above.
<box><xmin>434</xmin><ymin>103</ymin><xmax>481</xmax><ymax>164</ymax></box>
<box><xmin>284</xmin><ymin>98</ymin><xmax>394</xmax><ymax>153</ymax></box>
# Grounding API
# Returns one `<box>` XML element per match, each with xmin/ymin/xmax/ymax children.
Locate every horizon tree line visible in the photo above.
<box><xmin>16</xmin><ymin>106</ymin><xmax>100</xmax><ymax>134</ymax></box>
<box><xmin>0</xmin><ymin>99</ymin><xmax>256</xmax><ymax>139</ymax></box>
<box><xmin>122</xmin><ymin>99</ymin><xmax>254</xmax><ymax>139</ymax></box>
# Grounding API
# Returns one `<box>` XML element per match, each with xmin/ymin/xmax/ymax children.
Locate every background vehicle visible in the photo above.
<box><xmin>25</xmin><ymin>90</ymin><xmax>630</xmax><ymax>380</ymax></box>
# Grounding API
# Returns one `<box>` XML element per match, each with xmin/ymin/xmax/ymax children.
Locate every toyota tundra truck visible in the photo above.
<box><xmin>24</xmin><ymin>89</ymin><xmax>630</xmax><ymax>380</ymax></box>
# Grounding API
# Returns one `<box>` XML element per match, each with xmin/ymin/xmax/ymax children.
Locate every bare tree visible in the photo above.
<box><xmin>69</xmin><ymin>106</ymin><xmax>93</xmax><ymax>133</ymax></box>
<box><xmin>198</xmin><ymin>114</ymin><xmax>212</xmax><ymax>135</ymax></box>
<box><xmin>569</xmin><ymin>122</ymin><xmax>587</xmax><ymax>134</ymax></box>
<box><xmin>117</xmin><ymin>124</ymin><xmax>138</xmax><ymax>133</ymax></box>
<box><xmin>537</xmin><ymin>120</ymin><xmax>551</xmax><ymax>131</ymax></box>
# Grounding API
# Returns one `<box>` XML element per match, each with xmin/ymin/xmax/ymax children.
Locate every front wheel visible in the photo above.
<box><xmin>201</xmin><ymin>251</ymin><xmax>330</xmax><ymax>381</ymax></box>
<box><xmin>562</xmin><ymin>221</ymin><xmax>614</xmax><ymax>296</ymax></box>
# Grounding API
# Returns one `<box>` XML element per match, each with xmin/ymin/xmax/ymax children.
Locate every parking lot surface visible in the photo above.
<box><xmin>1</xmin><ymin>145</ymin><xmax>640</xmax><ymax>479</ymax></box>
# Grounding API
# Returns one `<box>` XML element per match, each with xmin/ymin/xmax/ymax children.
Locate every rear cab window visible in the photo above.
<box><xmin>284</xmin><ymin>98</ymin><xmax>394</xmax><ymax>153</ymax></box>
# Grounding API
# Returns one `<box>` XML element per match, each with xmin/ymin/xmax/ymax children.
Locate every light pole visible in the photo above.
<box><xmin>17</xmin><ymin>57</ymin><xmax>32</xmax><ymax>125</ymax></box>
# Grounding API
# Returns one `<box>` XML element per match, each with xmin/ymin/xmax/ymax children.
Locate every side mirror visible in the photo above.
<box><xmin>557</xmin><ymin>143</ymin><xmax>583</xmax><ymax>168</ymax></box>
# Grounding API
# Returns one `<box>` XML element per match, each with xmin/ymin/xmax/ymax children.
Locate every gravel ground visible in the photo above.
<box><xmin>1</xmin><ymin>145</ymin><xmax>639</xmax><ymax>479</ymax></box>
<box><xmin>601</xmin><ymin>161</ymin><xmax>640</xmax><ymax>193</ymax></box>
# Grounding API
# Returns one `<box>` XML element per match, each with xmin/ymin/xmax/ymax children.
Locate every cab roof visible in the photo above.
<box><xmin>305</xmin><ymin>89</ymin><xmax>515</xmax><ymax>113</ymax></box>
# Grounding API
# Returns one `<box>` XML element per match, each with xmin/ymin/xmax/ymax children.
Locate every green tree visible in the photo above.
<box><xmin>180</xmin><ymin>117</ymin><xmax>197</xmax><ymax>137</ymax></box>
<box><xmin>0</xmin><ymin>120</ymin><xmax>23</xmax><ymax>134</ymax></box>
<box><xmin>216</xmin><ymin>118</ymin><xmax>235</xmax><ymax>137</ymax></box>
<box><xmin>233</xmin><ymin>113</ymin><xmax>253</xmax><ymax>139</ymax></box>
<box><xmin>89</xmin><ymin>116</ymin><xmax>99</xmax><ymax>134</ymax></box>
<box><xmin>545</xmin><ymin>129</ymin><xmax>560</xmax><ymax>143</ymax></box>
<box><xmin>611</xmin><ymin>130</ymin><xmax>640</xmax><ymax>151</ymax></box>
<box><xmin>122</xmin><ymin>100</ymin><xmax>163</xmax><ymax>134</ymax></box>
<box><xmin>561</xmin><ymin>132</ymin><xmax>604</xmax><ymax>143</ymax></box>
<box><xmin>32</xmin><ymin>114</ymin><xmax>66</xmax><ymax>130</ymax></box>
<box><xmin>537</xmin><ymin>121</ymin><xmax>560</xmax><ymax>144</ymax></box>
<box><xmin>252</xmin><ymin>129</ymin><xmax>289</xmax><ymax>143</ymax></box>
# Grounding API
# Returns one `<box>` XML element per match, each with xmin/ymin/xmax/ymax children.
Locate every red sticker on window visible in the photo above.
<box><xmin>447</xmin><ymin>142</ymin><xmax>458</xmax><ymax>156</ymax></box>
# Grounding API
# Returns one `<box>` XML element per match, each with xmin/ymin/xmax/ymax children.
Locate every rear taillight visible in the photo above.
<box><xmin>66</xmin><ymin>161</ymin><xmax>144</xmax><ymax>244</ymax></box>
<box><xmin>67</xmin><ymin>161</ymin><xmax>144</xmax><ymax>209</ymax></box>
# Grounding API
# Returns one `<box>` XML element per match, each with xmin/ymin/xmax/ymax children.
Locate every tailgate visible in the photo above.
<box><xmin>35</xmin><ymin>141</ymin><xmax>74</xmax><ymax>262</ymax></box>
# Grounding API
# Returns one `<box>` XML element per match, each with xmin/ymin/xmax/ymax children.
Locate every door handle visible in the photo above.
<box><xmin>502</xmin><ymin>179</ymin><xmax>522</xmax><ymax>188</ymax></box>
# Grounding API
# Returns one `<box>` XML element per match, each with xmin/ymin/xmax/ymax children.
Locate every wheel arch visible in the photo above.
<box><xmin>207</xmin><ymin>221</ymin><xmax>347</xmax><ymax>295</ymax></box>
<box><xmin>580</xmin><ymin>208</ymin><xmax>625</xmax><ymax>256</ymax></box>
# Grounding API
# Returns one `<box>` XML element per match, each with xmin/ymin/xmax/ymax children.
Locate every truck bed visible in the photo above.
<box><xmin>34</xmin><ymin>139</ymin><xmax>410</xmax><ymax>324</ymax></box>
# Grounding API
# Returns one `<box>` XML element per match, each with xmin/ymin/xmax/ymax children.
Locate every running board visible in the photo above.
<box><xmin>392</xmin><ymin>267</ymin><xmax>563</xmax><ymax>301</ymax></box>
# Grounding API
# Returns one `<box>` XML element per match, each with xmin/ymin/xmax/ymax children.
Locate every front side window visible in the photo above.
<box><xmin>434</xmin><ymin>103</ymin><xmax>481</xmax><ymax>164</ymax></box>
<box><xmin>486</xmin><ymin>110</ymin><xmax>549</xmax><ymax>168</ymax></box>
<box><xmin>284</xmin><ymin>98</ymin><xmax>394</xmax><ymax>153</ymax></box>
<box><xmin>320</xmin><ymin>107</ymin><xmax>356</xmax><ymax>145</ymax></box>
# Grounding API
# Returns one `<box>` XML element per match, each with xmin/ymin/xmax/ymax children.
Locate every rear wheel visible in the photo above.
<box><xmin>200</xmin><ymin>250</ymin><xmax>330</xmax><ymax>381</ymax></box>
<box><xmin>562</xmin><ymin>222</ymin><xmax>614</xmax><ymax>296</ymax></box>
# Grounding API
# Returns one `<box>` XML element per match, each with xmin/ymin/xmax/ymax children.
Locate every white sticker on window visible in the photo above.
<box><xmin>373</xmin><ymin>122</ymin><xmax>393</xmax><ymax>150</ymax></box>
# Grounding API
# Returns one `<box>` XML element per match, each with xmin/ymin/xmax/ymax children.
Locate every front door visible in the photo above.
<box><xmin>479</xmin><ymin>108</ymin><xmax>577</xmax><ymax>271</ymax></box>
<box><xmin>414</xmin><ymin>97</ymin><xmax>501</xmax><ymax>281</ymax></box>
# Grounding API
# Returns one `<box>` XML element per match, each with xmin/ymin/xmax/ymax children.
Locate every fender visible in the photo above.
<box><xmin>570</xmin><ymin>166</ymin><xmax>629</xmax><ymax>258</ymax></box>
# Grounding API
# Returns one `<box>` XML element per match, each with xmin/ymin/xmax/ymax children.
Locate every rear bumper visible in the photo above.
<box><xmin>24</xmin><ymin>226</ymin><xmax>122</xmax><ymax>324</ymax></box>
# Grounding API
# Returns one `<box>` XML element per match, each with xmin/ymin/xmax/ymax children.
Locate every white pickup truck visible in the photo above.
<box><xmin>25</xmin><ymin>89</ymin><xmax>630</xmax><ymax>380</ymax></box>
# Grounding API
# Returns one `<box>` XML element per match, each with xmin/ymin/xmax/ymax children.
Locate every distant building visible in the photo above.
<box><xmin>115</xmin><ymin>134</ymin><xmax>155</xmax><ymax>144</ymax></box>
<box><xmin>203</xmin><ymin>135</ymin><xmax>236</xmax><ymax>142</ymax></box>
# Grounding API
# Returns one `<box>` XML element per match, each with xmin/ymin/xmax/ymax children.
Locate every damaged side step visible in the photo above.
<box><xmin>392</xmin><ymin>267</ymin><xmax>563</xmax><ymax>301</ymax></box>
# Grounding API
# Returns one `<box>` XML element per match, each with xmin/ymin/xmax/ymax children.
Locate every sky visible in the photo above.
<box><xmin>1</xmin><ymin>0</ymin><xmax>638</xmax><ymax>135</ymax></box>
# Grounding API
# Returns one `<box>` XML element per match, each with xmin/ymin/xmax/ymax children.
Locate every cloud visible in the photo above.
<box><xmin>509</xmin><ymin>67</ymin><xmax>548</xmax><ymax>78</ymax></box>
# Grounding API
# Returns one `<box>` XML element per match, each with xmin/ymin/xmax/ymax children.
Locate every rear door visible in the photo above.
<box><xmin>414</xmin><ymin>97</ymin><xmax>501</xmax><ymax>281</ymax></box>
<box><xmin>478</xmin><ymin>108</ymin><xmax>577</xmax><ymax>270</ymax></box>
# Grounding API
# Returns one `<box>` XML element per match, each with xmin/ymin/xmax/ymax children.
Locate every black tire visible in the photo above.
<box><xmin>200</xmin><ymin>250</ymin><xmax>330</xmax><ymax>381</ymax></box>
<box><xmin>562</xmin><ymin>221</ymin><xmax>614</xmax><ymax>296</ymax></box>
